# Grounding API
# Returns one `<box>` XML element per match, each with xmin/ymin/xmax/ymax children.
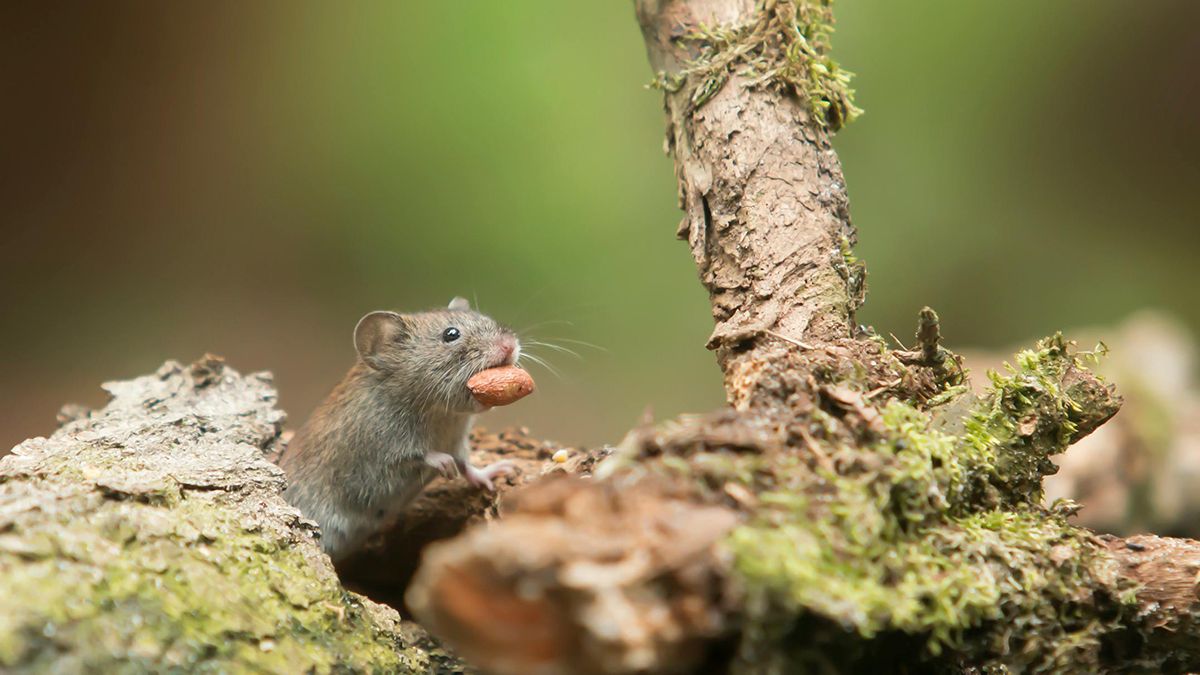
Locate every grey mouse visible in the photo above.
<box><xmin>278</xmin><ymin>297</ymin><xmax>518</xmax><ymax>560</ymax></box>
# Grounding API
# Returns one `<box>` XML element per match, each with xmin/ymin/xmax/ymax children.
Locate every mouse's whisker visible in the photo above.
<box><xmin>519</xmin><ymin>352</ymin><xmax>561</xmax><ymax>379</ymax></box>
<box><xmin>523</xmin><ymin>340</ymin><xmax>581</xmax><ymax>359</ymax></box>
<box><xmin>518</xmin><ymin>319</ymin><xmax>576</xmax><ymax>334</ymax></box>
<box><xmin>539</xmin><ymin>336</ymin><xmax>608</xmax><ymax>353</ymax></box>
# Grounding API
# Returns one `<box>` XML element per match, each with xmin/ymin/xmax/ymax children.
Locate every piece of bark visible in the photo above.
<box><xmin>407</xmin><ymin>477</ymin><xmax>740</xmax><ymax>675</ymax></box>
<box><xmin>1102</xmin><ymin>534</ymin><xmax>1200</xmax><ymax>672</ymax></box>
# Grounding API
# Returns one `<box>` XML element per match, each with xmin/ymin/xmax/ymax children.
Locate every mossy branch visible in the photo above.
<box><xmin>411</xmin><ymin>337</ymin><xmax>1166</xmax><ymax>672</ymax></box>
<box><xmin>649</xmin><ymin>0</ymin><xmax>861</xmax><ymax>130</ymax></box>
<box><xmin>406</xmin><ymin>1</ymin><xmax>1200</xmax><ymax>673</ymax></box>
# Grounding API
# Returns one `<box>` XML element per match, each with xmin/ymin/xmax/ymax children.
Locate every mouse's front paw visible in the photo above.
<box><xmin>464</xmin><ymin>460</ymin><xmax>515</xmax><ymax>491</ymax></box>
<box><xmin>425</xmin><ymin>451</ymin><xmax>459</xmax><ymax>479</ymax></box>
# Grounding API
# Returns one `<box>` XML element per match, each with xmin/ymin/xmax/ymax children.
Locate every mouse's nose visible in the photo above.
<box><xmin>497</xmin><ymin>336</ymin><xmax>518</xmax><ymax>364</ymax></box>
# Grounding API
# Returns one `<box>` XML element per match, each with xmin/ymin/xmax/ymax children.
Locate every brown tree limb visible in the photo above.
<box><xmin>407</xmin><ymin>2</ymin><xmax>1200</xmax><ymax>673</ymax></box>
<box><xmin>1102</xmin><ymin>535</ymin><xmax>1200</xmax><ymax>671</ymax></box>
<box><xmin>636</xmin><ymin>0</ymin><xmax>860</xmax><ymax>410</ymax></box>
<box><xmin>408</xmin><ymin>477</ymin><xmax>739</xmax><ymax>675</ymax></box>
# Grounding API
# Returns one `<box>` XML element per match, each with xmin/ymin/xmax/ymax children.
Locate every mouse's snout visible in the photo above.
<box><xmin>493</xmin><ymin>334</ymin><xmax>519</xmax><ymax>367</ymax></box>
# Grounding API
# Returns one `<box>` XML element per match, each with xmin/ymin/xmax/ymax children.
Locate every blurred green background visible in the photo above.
<box><xmin>2</xmin><ymin>2</ymin><xmax>1197</xmax><ymax>451</ymax></box>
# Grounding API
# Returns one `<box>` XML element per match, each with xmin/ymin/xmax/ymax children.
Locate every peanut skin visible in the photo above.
<box><xmin>467</xmin><ymin>366</ymin><xmax>536</xmax><ymax>407</ymax></box>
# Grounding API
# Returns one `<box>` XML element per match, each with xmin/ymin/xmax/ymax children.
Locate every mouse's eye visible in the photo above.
<box><xmin>442</xmin><ymin>327</ymin><xmax>461</xmax><ymax>343</ymax></box>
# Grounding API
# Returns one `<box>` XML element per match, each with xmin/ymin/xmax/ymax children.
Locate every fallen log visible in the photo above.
<box><xmin>0</xmin><ymin>356</ymin><xmax>469</xmax><ymax>672</ymax></box>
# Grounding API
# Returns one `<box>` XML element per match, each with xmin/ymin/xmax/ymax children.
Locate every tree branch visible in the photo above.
<box><xmin>1102</xmin><ymin>535</ymin><xmax>1200</xmax><ymax>671</ymax></box>
<box><xmin>637</xmin><ymin>0</ymin><xmax>861</xmax><ymax>409</ymax></box>
<box><xmin>407</xmin><ymin>2</ymin><xmax>1200</xmax><ymax>673</ymax></box>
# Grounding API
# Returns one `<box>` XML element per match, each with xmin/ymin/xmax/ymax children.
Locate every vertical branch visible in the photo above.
<box><xmin>635</xmin><ymin>0</ymin><xmax>861</xmax><ymax>408</ymax></box>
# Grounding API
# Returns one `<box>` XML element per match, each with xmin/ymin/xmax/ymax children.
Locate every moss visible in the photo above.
<box><xmin>0</xmin><ymin>493</ymin><xmax>409</xmax><ymax>673</ymax></box>
<box><xmin>680</xmin><ymin>336</ymin><xmax>1134</xmax><ymax>672</ymax></box>
<box><xmin>651</xmin><ymin>0</ymin><xmax>861</xmax><ymax>131</ymax></box>
<box><xmin>730</xmin><ymin>507</ymin><xmax>1131</xmax><ymax>671</ymax></box>
<box><xmin>962</xmin><ymin>334</ymin><xmax>1118</xmax><ymax>507</ymax></box>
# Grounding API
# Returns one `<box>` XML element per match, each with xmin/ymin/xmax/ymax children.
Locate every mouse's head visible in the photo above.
<box><xmin>354</xmin><ymin>297</ymin><xmax>519</xmax><ymax>412</ymax></box>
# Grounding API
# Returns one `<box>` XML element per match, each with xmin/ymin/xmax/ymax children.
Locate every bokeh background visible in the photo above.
<box><xmin>3</xmin><ymin>1</ymin><xmax>1197</xmax><ymax>455</ymax></box>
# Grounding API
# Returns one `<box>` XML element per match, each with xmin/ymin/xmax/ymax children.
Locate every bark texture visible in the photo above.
<box><xmin>337</xmin><ymin>429</ymin><xmax>606</xmax><ymax>613</ymax></box>
<box><xmin>406</xmin><ymin>2</ymin><xmax>1200</xmax><ymax>673</ymax></box>
<box><xmin>0</xmin><ymin>356</ymin><xmax>471</xmax><ymax>672</ymax></box>
<box><xmin>638</xmin><ymin>0</ymin><xmax>861</xmax><ymax>410</ymax></box>
<box><xmin>1103</xmin><ymin>534</ymin><xmax>1200</xmax><ymax>670</ymax></box>
<box><xmin>5</xmin><ymin>2</ymin><xmax>1200</xmax><ymax>673</ymax></box>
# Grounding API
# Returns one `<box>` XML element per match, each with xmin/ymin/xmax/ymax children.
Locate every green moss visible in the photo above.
<box><xmin>0</xmin><ymin>494</ymin><xmax>408</xmax><ymax>673</ymax></box>
<box><xmin>697</xmin><ymin>336</ymin><xmax>1134</xmax><ymax>671</ymax></box>
<box><xmin>730</xmin><ymin>506</ymin><xmax>1130</xmax><ymax>671</ymax></box>
<box><xmin>651</xmin><ymin>0</ymin><xmax>861</xmax><ymax>131</ymax></box>
<box><xmin>962</xmin><ymin>334</ymin><xmax>1117</xmax><ymax>507</ymax></box>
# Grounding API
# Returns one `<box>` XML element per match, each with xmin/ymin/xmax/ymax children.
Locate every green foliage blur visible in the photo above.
<box><xmin>2</xmin><ymin>2</ymin><xmax>1197</xmax><ymax>450</ymax></box>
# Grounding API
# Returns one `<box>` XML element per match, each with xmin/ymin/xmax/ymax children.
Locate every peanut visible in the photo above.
<box><xmin>467</xmin><ymin>366</ymin><xmax>536</xmax><ymax>407</ymax></box>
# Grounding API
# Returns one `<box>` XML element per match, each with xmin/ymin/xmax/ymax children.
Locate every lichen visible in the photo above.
<box><xmin>651</xmin><ymin>0</ymin><xmax>861</xmax><ymax>131</ymax></box>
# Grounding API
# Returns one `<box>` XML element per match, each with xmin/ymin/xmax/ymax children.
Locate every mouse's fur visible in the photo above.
<box><xmin>278</xmin><ymin>297</ymin><xmax>518</xmax><ymax>560</ymax></box>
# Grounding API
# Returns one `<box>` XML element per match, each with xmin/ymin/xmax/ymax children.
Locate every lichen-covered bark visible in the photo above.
<box><xmin>0</xmin><ymin>356</ymin><xmax>468</xmax><ymax>673</ymax></box>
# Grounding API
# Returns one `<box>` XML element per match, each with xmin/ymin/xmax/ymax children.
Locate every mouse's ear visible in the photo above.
<box><xmin>448</xmin><ymin>296</ymin><xmax>470</xmax><ymax>311</ymax></box>
<box><xmin>354</xmin><ymin>311</ymin><xmax>410</xmax><ymax>369</ymax></box>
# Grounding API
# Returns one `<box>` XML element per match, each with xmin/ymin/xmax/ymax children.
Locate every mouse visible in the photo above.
<box><xmin>278</xmin><ymin>296</ymin><xmax>519</xmax><ymax>561</ymax></box>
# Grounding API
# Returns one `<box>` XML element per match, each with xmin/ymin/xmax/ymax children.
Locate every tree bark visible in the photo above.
<box><xmin>0</xmin><ymin>355</ymin><xmax>601</xmax><ymax>672</ymax></box>
<box><xmin>638</xmin><ymin>0</ymin><xmax>861</xmax><ymax>410</ymax></box>
<box><xmin>4</xmin><ymin>2</ymin><xmax>1200</xmax><ymax>674</ymax></box>
<box><xmin>0</xmin><ymin>356</ymin><xmax>466</xmax><ymax>672</ymax></box>
<box><xmin>406</xmin><ymin>2</ymin><xmax>1200</xmax><ymax>673</ymax></box>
